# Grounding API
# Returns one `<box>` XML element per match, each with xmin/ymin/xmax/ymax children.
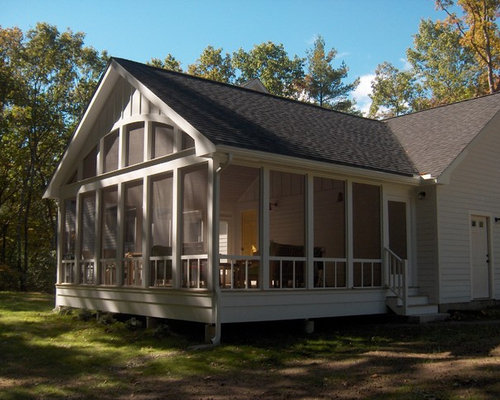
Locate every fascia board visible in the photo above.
<box><xmin>111</xmin><ymin>59</ymin><xmax>216</xmax><ymax>157</ymax></box>
<box><xmin>43</xmin><ymin>66</ymin><xmax>118</xmax><ymax>199</ymax></box>
<box><xmin>214</xmin><ymin>145</ymin><xmax>421</xmax><ymax>186</ymax></box>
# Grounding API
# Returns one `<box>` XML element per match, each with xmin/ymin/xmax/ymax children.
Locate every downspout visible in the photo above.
<box><xmin>211</xmin><ymin>153</ymin><xmax>232</xmax><ymax>345</ymax></box>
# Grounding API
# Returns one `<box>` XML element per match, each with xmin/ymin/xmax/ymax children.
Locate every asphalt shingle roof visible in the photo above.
<box><xmin>386</xmin><ymin>93</ymin><xmax>500</xmax><ymax>178</ymax></box>
<box><xmin>114</xmin><ymin>57</ymin><xmax>417</xmax><ymax>176</ymax></box>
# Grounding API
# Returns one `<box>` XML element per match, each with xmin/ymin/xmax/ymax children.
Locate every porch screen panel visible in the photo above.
<box><xmin>125</xmin><ymin>123</ymin><xmax>144</xmax><ymax>166</ymax></box>
<box><xmin>103</xmin><ymin>130</ymin><xmax>119</xmax><ymax>173</ymax></box>
<box><xmin>181</xmin><ymin>164</ymin><xmax>208</xmax><ymax>288</ymax></box>
<box><xmin>123</xmin><ymin>181</ymin><xmax>143</xmax><ymax>286</ymax></box>
<box><xmin>63</xmin><ymin>198</ymin><xmax>77</xmax><ymax>259</ymax></box>
<box><xmin>101</xmin><ymin>187</ymin><xmax>118</xmax><ymax>259</ymax></box>
<box><xmin>150</xmin><ymin>174</ymin><xmax>173</xmax><ymax>287</ymax></box>
<box><xmin>181</xmin><ymin>132</ymin><xmax>195</xmax><ymax>150</ymax></box>
<box><xmin>352</xmin><ymin>183</ymin><xmax>382</xmax><ymax>287</ymax></box>
<box><xmin>82</xmin><ymin>146</ymin><xmax>97</xmax><ymax>179</ymax></box>
<box><xmin>62</xmin><ymin>198</ymin><xmax>77</xmax><ymax>283</ymax></box>
<box><xmin>313</xmin><ymin>177</ymin><xmax>346</xmax><ymax>288</ymax></box>
<box><xmin>152</xmin><ymin>123</ymin><xmax>174</xmax><ymax>158</ymax></box>
<box><xmin>219</xmin><ymin>165</ymin><xmax>260</xmax><ymax>289</ymax></box>
<box><xmin>269</xmin><ymin>171</ymin><xmax>305</xmax><ymax>288</ymax></box>
<box><xmin>80</xmin><ymin>192</ymin><xmax>96</xmax><ymax>284</ymax></box>
<box><xmin>80</xmin><ymin>192</ymin><xmax>96</xmax><ymax>259</ymax></box>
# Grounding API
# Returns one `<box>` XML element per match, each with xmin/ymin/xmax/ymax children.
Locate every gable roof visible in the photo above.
<box><xmin>386</xmin><ymin>92</ymin><xmax>500</xmax><ymax>179</ymax></box>
<box><xmin>112</xmin><ymin>57</ymin><xmax>417</xmax><ymax>177</ymax></box>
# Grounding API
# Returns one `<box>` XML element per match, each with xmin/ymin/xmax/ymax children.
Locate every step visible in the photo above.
<box><xmin>387</xmin><ymin>295</ymin><xmax>430</xmax><ymax>308</ymax></box>
<box><xmin>405</xmin><ymin>304</ymin><xmax>439</xmax><ymax>315</ymax></box>
<box><xmin>407</xmin><ymin>313</ymin><xmax>449</xmax><ymax>323</ymax></box>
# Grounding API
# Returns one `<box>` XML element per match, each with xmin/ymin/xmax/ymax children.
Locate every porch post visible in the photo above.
<box><xmin>261</xmin><ymin>167</ymin><xmax>270</xmax><ymax>289</ymax></box>
<box><xmin>346</xmin><ymin>180</ymin><xmax>353</xmax><ymax>288</ymax></box>
<box><xmin>74</xmin><ymin>193</ymin><xmax>82</xmax><ymax>284</ymax></box>
<box><xmin>207</xmin><ymin>159</ymin><xmax>217</xmax><ymax>292</ymax></box>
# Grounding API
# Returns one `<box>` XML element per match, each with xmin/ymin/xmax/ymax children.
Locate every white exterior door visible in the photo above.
<box><xmin>471</xmin><ymin>216</ymin><xmax>490</xmax><ymax>299</ymax></box>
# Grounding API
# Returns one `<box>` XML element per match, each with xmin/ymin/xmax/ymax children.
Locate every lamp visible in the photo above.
<box><xmin>495</xmin><ymin>217</ymin><xmax>500</xmax><ymax>223</ymax></box>
<box><xmin>417</xmin><ymin>191</ymin><xmax>426</xmax><ymax>200</ymax></box>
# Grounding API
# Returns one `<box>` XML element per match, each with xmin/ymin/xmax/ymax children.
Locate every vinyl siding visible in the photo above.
<box><xmin>437</xmin><ymin>118</ymin><xmax>500</xmax><ymax>304</ymax></box>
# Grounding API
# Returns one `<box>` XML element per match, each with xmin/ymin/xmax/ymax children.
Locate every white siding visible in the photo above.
<box><xmin>415</xmin><ymin>185</ymin><xmax>439</xmax><ymax>303</ymax></box>
<box><xmin>437</xmin><ymin>119</ymin><xmax>500</xmax><ymax>304</ymax></box>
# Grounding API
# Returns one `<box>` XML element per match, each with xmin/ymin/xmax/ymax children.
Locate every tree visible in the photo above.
<box><xmin>303</xmin><ymin>35</ymin><xmax>359</xmax><ymax>112</ymax></box>
<box><xmin>148</xmin><ymin>54</ymin><xmax>183</xmax><ymax>72</ymax></box>
<box><xmin>233</xmin><ymin>41</ymin><xmax>304</xmax><ymax>98</ymax></box>
<box><xmin>436</xmin><ymin>0</ymin><xmax>500</xmax><ymax>93</ymax></box>
<box><xmin>187</xmin><ymin>46</ymin><xmax>234</xmax><ymax>83</ymax></box>
<box><xmin>0</xmin><ymin>23</ymin><xmax>107</xmax><ymax>290</ymax></box>
<box><xmin>407</xmin><ymin>19</ymin><xmax>481</xmax><ymax>104</ymax></box>
<box><xmin>369</xmin><ymin>62</ymin><xmax>426</xmax><ymax>118</ymax></box>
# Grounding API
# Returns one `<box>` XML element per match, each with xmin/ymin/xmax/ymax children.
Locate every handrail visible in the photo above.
<box><xmin>384</xmin><ymin>247</ymin><xmax>408</xmax><ymax>315</ymax></box>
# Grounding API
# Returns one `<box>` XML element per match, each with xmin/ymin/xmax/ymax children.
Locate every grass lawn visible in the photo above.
<box><xmin>0</xmin><ymin>292</ymin><xmax>499</xmax><ymax>399</ymax></box>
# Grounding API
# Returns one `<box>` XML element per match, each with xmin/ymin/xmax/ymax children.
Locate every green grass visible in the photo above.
<box><xmin>1</xmin><ymin>292</ymin><xmax>499</xmax><ymax>399</ymax></box>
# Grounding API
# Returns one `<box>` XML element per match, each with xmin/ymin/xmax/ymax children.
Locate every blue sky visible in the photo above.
<box><xmin>1</xmin><ymin>0</ymin><xmax>453</xmax><ymax>114</ymax></box>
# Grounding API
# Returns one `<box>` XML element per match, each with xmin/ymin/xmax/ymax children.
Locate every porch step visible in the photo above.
<box><xmin>407</xmin><ymin>313</ymin><xmax>450</xmax><ymax>323</ymax></box>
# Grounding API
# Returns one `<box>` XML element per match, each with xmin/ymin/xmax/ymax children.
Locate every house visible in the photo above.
<box><xmin>44</xmin><ymin>57</ymin><xmax>500</xmax><ymax>343</ymax></box>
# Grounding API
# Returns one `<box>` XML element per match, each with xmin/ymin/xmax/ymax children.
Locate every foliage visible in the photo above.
<box><xmin>436</xmin><ymin>0</ymin><xmax>500</xmax><ymax>93</ymax></box>
<box><xmin>0</xmin><ymin>23</ymin><xmax>107</xmax><ymax>291</ymax></box>
<box><xmin>407</xmin><ymin>19</ymin><xmax>482</xmax><ymax>104</ymax></box>
<box><xmin>148</xmin><ymin>53</ymin><xmax>183</xmax><ymax>72</ymax></box>
<box><xmin>303</xmin><ymin>35</ymin><xmax>359</xmax><ymax>112</ymax></box>
<box><xmin>369</xmin><ymin>62</ymin><xmax>427</xmax><ymax>118</ymax></box>
<box><xmin>232</xmin><ymin>41</ymin><xmax>305</xmax><ymax>98</ymax></box>
<box><xmin>187</xmin><ymin>45</ymin><xmax>234</xmax><ymax>83</ymax></box>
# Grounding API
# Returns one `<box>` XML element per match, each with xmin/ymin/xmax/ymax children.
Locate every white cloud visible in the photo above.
<box><xmin>399</xmin><ymin>57</ymin><xmax>412</xmax><ymax>71</ymax></box>
<box><xmin>352</xmin><ymin>73</ymin><xmax>375</xmax><ymax>116</ymax></box>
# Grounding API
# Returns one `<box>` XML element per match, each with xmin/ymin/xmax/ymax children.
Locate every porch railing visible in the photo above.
<box><xmin>384</xmin><ymin>247</ymin><xmax>408</xmax><ymax>315</ymax></box>
<box><xmin>313</xmin><ymin>258</ymin><xmax>347</xmax><ymax>288</ymax></box>
<box><xmin>101</xmin><ymin>258</ymin><xmax>117</xmax><ymax>285</ymax></box>
<box><xmin>219</xmin><ymin>255</ymin><xmax>260</xmax><ymax>289</ymax></box>
<box><xmin>61</xmin><ymin>259</ymin><xmax>76</xmax><ymax>283</ymax></box>
<box><xmin>269</xmin><ymin>257</ymin><xmax>306</xmax><ymax>289</ymax></box>
<box><xmin>181</xmin><ymin>255</ymin><xmax>208</xmax><ymax>288</ymax></box>
<box><xmin>80</xmin><ymin>259</ymin><xmax>96</xmax><ymax>285</ymax></box>
<box><xmin>123</xmin><ymin>256</ymin><xmax>143</xmax><ymax>287</ymax></box>
<box><xmin>353</xmin><ymin>259</ymin><xmax>383</xmax><ymax>288</ymax></box>
<box><xmin>150</xmin><ymin>256</ymin><xmax>173</xmax><ymax>287</ymax></box>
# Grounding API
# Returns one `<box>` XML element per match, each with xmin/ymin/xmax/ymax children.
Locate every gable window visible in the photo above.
<box><xmin>152</xmin><ymin>123</ymin><xmax>174</xmax><ymax>158</ymax></box>
<box><xmin>181</xmin><ymin>131</ymin><xmax>195</xmax><ymax>150</ymax></box>
<box><xmin>82</xmin><ymin>146</ymin><xmax>97</xmax><ymax>179</ymax></box>
<box><xmin>103</xmin><ymin>130</ymin><xmax>119</xmax><ymax>173</ymax></box>
<box><xmin>125</xmin><ymin>122</ymin><xmax>144</xmax><ymax>166</ymax></box>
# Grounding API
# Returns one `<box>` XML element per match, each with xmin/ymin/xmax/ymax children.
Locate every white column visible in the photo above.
<box><xmin>261</xmin><ymin>167</ymin><xmax>270</xmax><ymax>289</ymax></box>
<box><xmin>116</xmin><ymin>184</ymin><xmax>125</xmax><ymax>286</ymax></box>
<box><xmin>56</xmin><ymin>200</ymin><xmax>63</xmax><ymax>285</ymax></box>
<box><xmin>94</xmin><ymin>190</ymin><xmax>102</xmax><ymax>285</ymax></box>
<box><xmin>74</xmin><ymin>194</ymin><xmax>82</xmax><ymax>284</ymax></box>
<box><xmin>207</xmin><ymin>159</ymin><xmax>218</xmax><ymax>291</ymax></box>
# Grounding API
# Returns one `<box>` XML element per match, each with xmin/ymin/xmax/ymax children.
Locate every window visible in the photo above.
<box><xmin>125</xmin><ymin>123</ymin><xmax>144</xmax><ymax>166</ymax></box>
<box><xmin>152</xmin><ymin>123</ymin><xmax>174</xmax><ymax>158</ymax></box>
<box><xmin>103</xmin><ymin>131</ymin><xmax>119</xmax><ymax>173</ymax></box>
<box><xmin>181</xmin><ymin>132</ymin><xmax>195</xmax><ymax>150</ymax></box>
<box><xmin>82</xmin><ymin>146</ymin><xmax>97</xmax><ymax>179</ymax></box>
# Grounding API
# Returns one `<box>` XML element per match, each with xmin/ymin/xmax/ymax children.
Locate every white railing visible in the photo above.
<box><xmin>269</xmin><ymin>257</ymin><xmax>306</xmax><ymax>289</ymax></box>
<box><xmin>353</xmin><ymin>259</ymin><xmax>383</xmax><ymax>288</ymax></box>
<box><xmin>313</xmin><ymin>258</ymin><xmax>347</xmax><ymax>288</ymax></box>
<box><xmin>219</xmin><ymin>255</ymin><xmax>260</xmax><ymax>289</ymax></box>
<box><xmin>150</xmin><ymin>256</ymin><xmax>173</xmax><ymax>287</ymax></box>
<box><xmin>181</xmin><ymin>254</ymin><xmax>208</xmax><ymax>289</ymax></box>
<box><xmin>123</xmin><ymin>256</ymin><xmax>143</xmax><ymax>287</ymax></box>
<box><xmin>101</xmin><ymin>259</ymin><xmax>117</xmax><ymax>285</ymax></box>
<box><xmin>384</xmin><ymin>248</ymin><xmax>408</xmax><ymax>314</ymax></box>
<box><xmin>61</xmin><ymin>259</ymin><xmax>76</xmax><ymax>283</ymax></box>
<box><xmin>80</xmin><ymin>259</ymin><xmax>96</xmax><ymax>285</ymax></box>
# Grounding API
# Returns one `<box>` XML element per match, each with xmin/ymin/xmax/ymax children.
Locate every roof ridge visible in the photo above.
<box><xmin>111</xmin><ymin>56</ymin><xmax>381</xmax><ymax>124</ymax></box>
<box><xmin>383</xmin><ymin>91</ymin><xmax>500</xmax><ymax>121</ymax></box>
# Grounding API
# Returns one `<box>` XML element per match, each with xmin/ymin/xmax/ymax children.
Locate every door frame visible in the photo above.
<box><xmin>469</xmin><ymin>212</ymin><xmax>494</xmax><ymax>300</ymax></box>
